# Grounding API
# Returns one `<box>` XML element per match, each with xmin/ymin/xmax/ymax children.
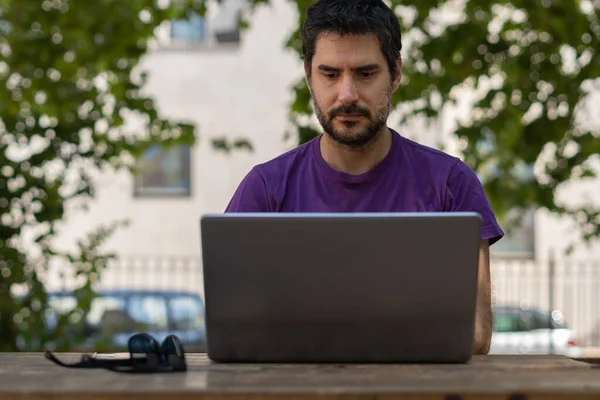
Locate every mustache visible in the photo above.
<box><xmin>329</xmin><ymin>104</ymin><xmax>370</xmax><ymax>119</ymax></box>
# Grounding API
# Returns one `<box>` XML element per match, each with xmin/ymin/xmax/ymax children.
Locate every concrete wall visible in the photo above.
<box><xmin>53</xmin><ymin>0</ymin><xmax>301</xmax><ymax>257</ymax></box>
<box><xmin>52</xmin><ymin>0</ymin><xmax>600</xmax><ymax>262</ymax></box>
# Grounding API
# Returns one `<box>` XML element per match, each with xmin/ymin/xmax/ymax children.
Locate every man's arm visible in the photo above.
<box><xmin>225</xmin><ymin>167</ymin><xmax>271</xmax><ymax>212</ymax></box>
<box><xmin>474</xmin><ymin>239</ymin><xmax>492</xmax><ymax>354</ymax></box>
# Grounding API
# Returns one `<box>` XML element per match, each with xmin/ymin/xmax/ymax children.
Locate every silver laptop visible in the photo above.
<box><xmin>200</xmin><ymin>212</ymin><xmax>481</xmax><ymax>363</ymax></box>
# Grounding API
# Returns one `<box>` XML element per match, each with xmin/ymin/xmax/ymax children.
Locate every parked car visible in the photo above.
<box><xmin>43</xmin><ymin>289</ymin><xmax>207</xmax><ymax>352</ymax></box>
<box><xmin>489</xmin><ymin>305</ymin><xmax>580</xmax><ymax>356</ymax></box>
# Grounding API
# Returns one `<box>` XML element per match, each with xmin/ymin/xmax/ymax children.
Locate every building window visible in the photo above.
<box><xmin>214</xmin><ymin>27</ymin><xmax>241</xmax><ymax>44</ymax></box>
<box><xmin>160</xmin><ymin>3</ymin><xmax>242</xmax><ymax>49</ymax></box>
<box><xmin>134</xmin><ymin>144</ymin><xmax>191</xmax><ymax>198</ymax></box>
<box><xmin>213</xmin><ymin>10</ymin><xmax>242</xmax><ymax>44</ymax></box>
<box><xmin>170</xmin><ymin>12</ymin><xmax>206</xmax><ymax>42</ymax></box>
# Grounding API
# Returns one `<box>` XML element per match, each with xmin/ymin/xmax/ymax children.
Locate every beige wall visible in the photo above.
<box><xmin>52</xmin><ymin>0</ymin><xmax>600</xmax><ymax>263</ymax></box>
<box><xmin>53</xmin><ymin>0</ymin><xmax>300</xmax><ymax>257</ymax></box>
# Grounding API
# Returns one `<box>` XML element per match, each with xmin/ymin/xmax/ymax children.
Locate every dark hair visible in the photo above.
<box><xmin>301</xmin><ymin>0</ymin><xmax>402</xmax><ymax>79</ymax></box>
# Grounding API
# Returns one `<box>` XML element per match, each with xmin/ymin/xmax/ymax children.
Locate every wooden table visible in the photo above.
<box><xmin>1</xmin><ymin>353</ymin><xmax>599</xmax><ymax>399</ymax></box>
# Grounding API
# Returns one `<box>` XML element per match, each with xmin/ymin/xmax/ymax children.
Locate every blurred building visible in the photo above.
<box><xmin>54</xmin><ymin>0</ymin><xmax>300</xmax><ymax>258</ymax></box>
<box><xmin>49</xmin><ymin>0</ymin><xmax>600</xmax><ymax>344</ymax></box>
<box><xmin>53</xmin><ymin>0</ymin><xmax>600</xmax><ymax>261</ymax></box>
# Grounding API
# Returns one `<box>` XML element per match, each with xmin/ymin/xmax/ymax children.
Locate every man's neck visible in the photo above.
<box><xmin>320</xmin><ymin>128</ymin><xmax>393</xmax><ymax>176</ymax></box>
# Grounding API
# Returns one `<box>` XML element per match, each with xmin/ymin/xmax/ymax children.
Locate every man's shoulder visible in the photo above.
<box><xmin>398</xmin><ymin>133</ymin><xmax>462</xmax><ymax>170</ymax></box>
<box><xmin>254</xmin><ymin>136</ymin><xmax>317</xmax><ymax>176</ymax></box>
<box><xmin>225</xmin><ymin>137</ymin><xmax>318</xmax><ymax>212</ymax></box>
<box><xmin>395</xmin><ymin>132</ymin><xmax>483</xmax><ymax>189</ymax></box>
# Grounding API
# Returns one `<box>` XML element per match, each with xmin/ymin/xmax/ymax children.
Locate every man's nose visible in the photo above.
<box><xmin>338</xmin><ymin>75</ymin><xmax>359</xmax><ymax>104</ymax></box>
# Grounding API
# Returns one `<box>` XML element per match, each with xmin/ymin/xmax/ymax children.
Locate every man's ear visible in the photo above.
<box><xmin>304</xmin><ymin>60</ymin><xmax>311</xmax><ymax>89</ymax></box>
<box><xmin>392</xmin><ymin>58</ymin><xmax>402</xmax><ymax>92</ymax></box>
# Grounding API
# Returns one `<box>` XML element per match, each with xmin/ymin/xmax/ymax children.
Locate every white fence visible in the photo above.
<box><xmin>492</xmin><ymin>256</ymin><xmax>600</xmax><ymax>346</ymax></box>
<box><xmin>40</xmin><ymin>254</ymin><xmax>600</xmax><ymax>347</ymax></box>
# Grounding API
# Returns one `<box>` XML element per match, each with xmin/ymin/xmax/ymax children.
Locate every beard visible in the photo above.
<box><xmin>313</xmin><ymin>87</ymin><xmax>392</xmax><ymax>151</ymax></box>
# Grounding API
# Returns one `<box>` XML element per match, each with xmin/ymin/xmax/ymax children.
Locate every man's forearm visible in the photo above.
<box><xmin>473</xmin><ymin>240</ymin><xmax>493</xmax><ymax>355</ymax></box>
<box><xmin>473</xmin><ymin>306</ymin><xmax>492</xmax><ymax>354</ymax></box>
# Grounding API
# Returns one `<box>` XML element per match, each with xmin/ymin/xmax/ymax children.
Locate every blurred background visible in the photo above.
<box><xmin>1</xmin><ymin>0</ymin><xmax>599</xmax><ymax>358</ymax></box>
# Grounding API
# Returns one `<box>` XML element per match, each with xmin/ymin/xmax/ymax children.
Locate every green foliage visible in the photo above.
<box><xmin>0</xmin><ymin>0</ymin><xmax>209</xmax><ymax>351</ymax></box>
<box><xmin>212</xmin><ymin>137</ymin><xmax>254</xmax><ymax>153</ymax></box>
<box><xmin>284</xmin><ymin>0</ymin><xmax>600</xmax><ymax>241</ymax></box>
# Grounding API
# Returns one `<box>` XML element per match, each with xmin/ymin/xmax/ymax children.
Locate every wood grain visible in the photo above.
<box><xmin>1</xmin><ymin>353</ymin><xmax>599</xmax><ymax>400</ymax></box>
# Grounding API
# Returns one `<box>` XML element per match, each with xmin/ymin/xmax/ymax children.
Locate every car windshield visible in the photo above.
<box><xmin>169</xmin><ymin>295</ymin><xmax>204</xmax><ymax>330</ymax></box>
<box><xmin>46</xmin><ymin>294</ymin><xmax>127</xmax><ymax>330</ymax></box>
<box><xmin>494</xmin><ymin>313</ymin><xmax>522</xmax><ymax>332</ymax></box>
<box><xmin>493</xmin><ymin>308</ymin><xmax>567</xmax><ymax>333</ymax></box>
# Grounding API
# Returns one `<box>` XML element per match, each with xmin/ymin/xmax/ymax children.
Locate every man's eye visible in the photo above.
<box><xmin>326</xmin><ymin>73</ymin><xmax>337</xmax><ymax>79</ymax></box>
<box><xmin>360</xmin><ymin>72</ymin><xmax>373</xmax><ymax>78</ymax></box>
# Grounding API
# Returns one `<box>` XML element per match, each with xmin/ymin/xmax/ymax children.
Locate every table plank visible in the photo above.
<box><xmin>1</xmin><ymin>353</ymin><xmax>599</xmax><ymax>400</ymax></box>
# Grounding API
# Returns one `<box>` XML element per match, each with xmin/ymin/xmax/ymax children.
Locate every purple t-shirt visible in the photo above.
<box><xmin>226</xmin><ymin>129</ymin><xmax>504</xmax><ymax>244</ymax></box>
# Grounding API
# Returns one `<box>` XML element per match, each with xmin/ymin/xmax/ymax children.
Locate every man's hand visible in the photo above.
<box><xmin>474</xmin><ymin>239</ymin><xmax>492</xmax><ymax>354</ymax></box>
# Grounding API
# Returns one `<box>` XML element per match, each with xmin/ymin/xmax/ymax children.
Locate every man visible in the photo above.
<box><xmin>225</xmin><ymin>0</ymin><xmax>504</xmax><ymax>355</ymax></box>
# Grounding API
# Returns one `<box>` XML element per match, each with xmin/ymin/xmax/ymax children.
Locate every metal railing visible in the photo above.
<box><xmin>42</xmin><ymin>255</ymin><xmax>204</xmax><ymax>294</ymax></box>
<box><xmin>492</xmin><ymin>254</ymin><xmax>600</xmax><ymax>347</ymax></box>
<box><xmin>41</xmin><ymin>253</ymin><xmax>600</xmax><ymax>348</ymax></box>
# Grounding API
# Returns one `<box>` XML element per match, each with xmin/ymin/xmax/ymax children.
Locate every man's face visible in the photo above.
<box><xmin>306</xmin><ymin>32</ymin><xmax>402</xmax><ymax>150</ymax></box>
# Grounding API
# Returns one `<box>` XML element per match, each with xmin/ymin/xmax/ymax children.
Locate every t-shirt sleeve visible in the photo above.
<box><xmin>445</xmin><ymin>160</ymin><xmax>504</xmax><ymax>245</ymax></box>
<box><xmin>225</xmin><ymin>167</ymin><xmax>271</xmax><ymax>212</ymax></box>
